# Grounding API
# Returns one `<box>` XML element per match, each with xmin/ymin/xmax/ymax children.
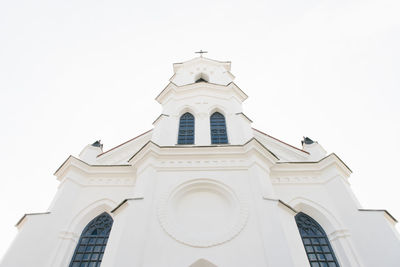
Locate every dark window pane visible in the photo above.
<box><xmin>314</xmin><ymin>246</ymin><xmax>323</xmax><ymax>252</ymax></box>
<box><xmin>308</xmin><ymin>254</ymin><xmax>317</xmax><ymax>261</ymax></box>
<box><xmin>306</xmin><ymin>246</ymin><xmax>314</xmax><ymax>252</ymax></box>
<box><xmin>322</xmin><ymin>246</ymin><xmax>330</xmax><ymax>252</ymax></box>
<box><xmin>326</xmin><ymin>254</ymin><xmax>334</xmax><ymax>260</ymax></box>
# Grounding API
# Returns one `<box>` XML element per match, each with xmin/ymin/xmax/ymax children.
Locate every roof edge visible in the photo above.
<box><xmin>252</xmin><ymin>128</ymin><xmax>309</xmax><ymax>154</ymax></box>
<box><xmin>97</xmin><ymin>129</ymin><xmax>153</xmax><ymax>157</ymax></box>
<box><xmin>15</xmin><ymin>212</ymin><xmax>51</xmax><ymax>227</ymax></box>
<box><xmin>359</xmin><ymin>209</ymin><xmax>398</xmax><ymax>223</ymax></box>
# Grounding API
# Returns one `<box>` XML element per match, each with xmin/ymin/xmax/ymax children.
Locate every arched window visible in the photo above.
<box><xmin>69</xmin><ymin>212</ymin><xmax>113</xmax><ymax>267</ymax></box>
<box><xmin>194</xmin><ymin>73</ymin><xmax>209</xmax><ymax>83</ymax></box>
<box><xmin>210</xmin><ymin>112</ymin><xmax>228</xmax><ymax>144</ymax></box>
<box><xmin>295</xmin><ymin>212</ymin><xmax>340</xmax><ymax>267</ymax></box>
<box><xmin>178</xmin><ymin>112</ymin><xmax>195</xmax><ymax>145</ymax></box>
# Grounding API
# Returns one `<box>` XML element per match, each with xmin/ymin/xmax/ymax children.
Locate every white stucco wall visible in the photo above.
<box><xmin>2</xmin><ymin>57</ymin><xmax>399</xmax><ymax>267</ymax></box>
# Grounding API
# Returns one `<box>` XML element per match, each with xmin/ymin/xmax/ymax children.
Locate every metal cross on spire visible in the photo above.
<box><xmin>195</xmin><ymin>50</ymin><xmax>208</xmax><ymax>57</ymax></box>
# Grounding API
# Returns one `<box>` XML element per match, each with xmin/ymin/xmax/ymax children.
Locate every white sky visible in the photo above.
<box><xmin>1</xmin><ymin>0</ymin><xmax>400</xmax><ymax>259</ymax></box>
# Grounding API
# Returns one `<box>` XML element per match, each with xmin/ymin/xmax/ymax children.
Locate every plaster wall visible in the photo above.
<box><xmin>2</xmin><ymin>57</ymin><xmax>400</xmax><ymax>267</ymax></box>
<box><xmin>101</xmin><ymin>159</ymin><xmax>310</xmax><ymax>267</ymax></box>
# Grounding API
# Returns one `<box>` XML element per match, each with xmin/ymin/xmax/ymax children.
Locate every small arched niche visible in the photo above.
<box><xmin>194</xmin><ymin>73</ymin><xmax>209</xmax><ymax>83</ymax></box>
<box><xmin>189</xmin><ymin>259</ymin><xmax>217</xmax><ymax>267</ymax></box>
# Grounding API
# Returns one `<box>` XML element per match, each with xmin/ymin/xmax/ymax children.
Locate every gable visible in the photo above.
<box><xmin>253</xmin><ymin>128</ymin><xmax>310</xmax><ymax>162</ymax></box>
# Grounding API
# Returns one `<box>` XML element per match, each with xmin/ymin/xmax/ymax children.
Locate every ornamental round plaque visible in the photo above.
<box><xmin>158</xmin><ymin>179</ymin><xmax>248</xmax><ymax>247</ymax></box>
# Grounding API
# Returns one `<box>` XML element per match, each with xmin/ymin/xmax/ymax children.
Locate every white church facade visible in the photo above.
<box><xmin>1</xmin><ymin>56</ymin><xmax>400</xmax><ymax>267</ymax></box>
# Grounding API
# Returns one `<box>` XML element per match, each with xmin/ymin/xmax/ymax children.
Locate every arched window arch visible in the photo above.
<box><xmin>69</xmin><ymin>212</ymin><xmax>113</xmax><ymax>267</ymax></box>
<box><xmin>210</xmin><ymin>112</ymin><xmax>228</xmax><ymax>144</ymax></box>
<box><xmin>295</xmin><ymin>212</ymin><xmax>340</xmax><ymax>267</ymax></box>
<box><xmin>178</xmin><ymin>112</ymin><xmax>195</xmax><ymax>145</ymax></box>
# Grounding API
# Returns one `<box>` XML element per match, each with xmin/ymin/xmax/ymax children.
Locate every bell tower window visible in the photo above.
<box><xmin>194</xmin><ymin>73</ymin><xmax>209</xmax><ymax>83</ymax></box>
<box><xmin>210</xmin><ymin>112</ymin><xmax>228</xmax><ymax>144</ymax></box>
<box><xmin>178</xmin><ymin>112</ymin><xmax>195</xmax><ymax>145</ymax></box>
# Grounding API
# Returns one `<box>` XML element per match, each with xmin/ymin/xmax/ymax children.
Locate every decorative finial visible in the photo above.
<box><xmin>92</xmin><ymin>140</ymin><xmax>103</xmax><ymax>149</ymax></box>
<box><xmin>195</xmin><ymin>50</ymin><xmax>208</xmax><ymax>57</ymax></box>
<box><xmin>301</xmin><ymin>137</ymin><xmax>315</xmax><ymax>146</ymax></box>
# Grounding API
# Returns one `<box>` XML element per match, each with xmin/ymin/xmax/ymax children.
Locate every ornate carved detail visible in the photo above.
<box><xmin>272</xmin><ymin>176</ymin><xmax>320</xmax><ymax>184</ymax></box>
<box><xmin>296</xmin><ymin>213</ymin><xmax>325</xmax><ymax>236</ymax></box>
<box><xmin>158</xmin><ymin>179</ymin><xmax>249</xmax><ymax>248</ymax></box>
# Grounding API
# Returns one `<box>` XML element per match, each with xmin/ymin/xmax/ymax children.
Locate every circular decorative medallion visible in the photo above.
<box><xmin>158</xmin><ymin>179</ymin><xmax>248</xmax><ymax>247</ymax></box>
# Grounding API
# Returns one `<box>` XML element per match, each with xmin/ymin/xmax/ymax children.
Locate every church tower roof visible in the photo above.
<box><xmin>156</xmin><ymin>56</ymin><xmax>246</xmax><ymax>104</ymax></box>
<box><xmin>169</xmin><ymin>56</ymin><xmax>235</xmax><ymax>86</ymax></box>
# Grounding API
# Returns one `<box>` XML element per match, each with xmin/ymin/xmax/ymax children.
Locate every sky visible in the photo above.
<box><xmin>1</xmin><ymin>0</ymin><xmax>400</xmax><ymax>259</ymax></box>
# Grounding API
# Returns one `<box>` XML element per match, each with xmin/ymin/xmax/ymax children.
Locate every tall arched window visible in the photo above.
<box><xmin>295</xmin><ymin>212</ymin><xmax>340</xmax><ymax>267</ymax></box>
<box><xmin>210</xmin><ymin>112</ymin><xmax>228</xmax><ymax>144</ymax></box>
<box><xmin>69</xmin><ymin>212</ymin><xmax>113</xmax><ymax>267</ymax></box>
<box><xmin>178</xmin><ymin>112</ymin><xmax>195</xmax><ymax>145</ymax></box>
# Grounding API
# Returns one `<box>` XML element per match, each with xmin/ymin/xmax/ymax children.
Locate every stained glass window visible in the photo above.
<box><xmin>210</xmin><ymin>112</ymin><xmax>228</xmax><ymax>144</ymax></box>
<box><xmin>295</xmin><ymin>212</ymin><xmax>340</xmax><ymax>267</ymax></box>
<box><xmin>69</xmin><ymin>212</ymin><xmax>113</xmax><ymax>267</ymax></box>
<box><xmin>178</xmin><ymin>112</ymin><xmax>195</xmax><ymax>145</ymax></box>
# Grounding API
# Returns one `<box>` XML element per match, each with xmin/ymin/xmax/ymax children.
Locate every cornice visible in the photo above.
<box><xmin>111</xmin><ymin>197</ymin><xmax>144</xmax><ymax>214</ymax></box>
<box><xmin>54</xmin><ymin>155</ymin><xmax>133</xmax><ymax>181</ymax></box>
<box><xmin>127</xmin><ymin>139</ymin><xmax>279</xmax><ymax>169</ymax></box>
<box><xmin>235</xmin><ymin>112</ymin><xmax>253</xmax><ymax>123</ymax></box>
<box><xmin>271</xmin><ymin>153</ymin><xmax>352</xmax><ymax>178</ymax></box>
<box><xmin>155</xmin><ymin>81</ymin><xmax>248</xmax><ymax>104</ymax></box>
<box><xmin>263</xmin><ymin>197</ymin><xmax>298</xmax><ymax>214</ymax></box>
<box><xmin>15</xmin><ymin>212</ymin><xmax>50</xmax><ymax>228</ymax></box>
<box><xmin>152</xmin><ymin>114</ymin><xmax>169</xmax><ymax>125</ymax></box>
<box><xmin>359</xmin><ymin>209</ymin><xmax>398</xmax><ymax>223</ymax></box>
